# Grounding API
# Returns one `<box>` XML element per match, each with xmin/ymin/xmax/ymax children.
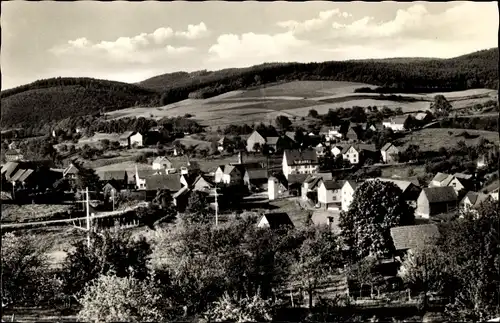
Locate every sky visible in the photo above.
<box><xmin>1</xmin><ymin>1</ymin><xmax>498</xmax><ymax>90</ymax></box>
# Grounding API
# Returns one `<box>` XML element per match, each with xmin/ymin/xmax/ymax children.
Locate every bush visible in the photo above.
<box><xmin>205</xmin><ymin>293</ymin><xmax>280</xmax><ymax>322</ymax></box>
<box><xmin>78</xmin><ymin>274</ymin><xmax>167</xmax><ymax>323</ymax></box>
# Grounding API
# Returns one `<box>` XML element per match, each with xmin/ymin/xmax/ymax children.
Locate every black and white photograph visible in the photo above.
<box><xmin>1</xmin><ymin>1</ymin><xmax>499</xmax><ymax>322</ymax></box>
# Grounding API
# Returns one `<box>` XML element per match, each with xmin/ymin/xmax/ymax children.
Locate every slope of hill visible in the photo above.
<box><xmin>1</xmin><ymin>77</ymin><xmax>160</xmax><ymax>130</ymax></box>
<box><xmin>141</xmin><ymin>48</ymin><xmax>498</xmax><ymax>105</ymax></box>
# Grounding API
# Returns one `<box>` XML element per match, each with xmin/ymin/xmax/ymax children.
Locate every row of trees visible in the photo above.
<box><xmin>2</xmin><ymin>179</ymin><xmax>499</xmax><ymax>321</ymax></box>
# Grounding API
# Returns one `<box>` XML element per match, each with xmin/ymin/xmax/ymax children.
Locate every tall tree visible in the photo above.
<box><xmin>290</xmin><ymin>226</ymin><xmax>344</xmax><ymax>308</ymax></box>
<box><xmin>275</xmin><ymin>115</ymin><xmax>292</xmax><ymax>131</ymax></box>
<box><xmin>339</xmin><ymin>180</ymin><xmax>415</xmax><ymax>261</ymax></box>
<box><xmin>431</xmin><ymin>95</ymin><xmax>452</xmax><ymax>116</ymax></box>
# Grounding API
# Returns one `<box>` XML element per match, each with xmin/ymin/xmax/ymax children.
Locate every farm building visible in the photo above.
<box><xmin>459</xmin><ymin>191</ymin><xmax>491</xmax><ymax>217</ymax></box>
<box><xmin>390</xmin><ymin>224</ymin><xmax>441</xmax><ymax>260</ymax></box>
<box><xmin>416</xmin><ymin>187</ymin><xmax>458</xmax><ymax>218</ymax></box>
<box><xmin>152</xmin><ymin>156</ymin><xmax>173</xmax><ymax>170</ymax></box>
<box><xmin>429</xmin><ymin>172</ymin><xmax>473</xmax><ymax>194</ymax></box>
<box><xmin>119</xmin><ymin>131</ymin><xmax>143</xmax><ymax>148</ymax></box>
<box><xmin>282</xmin><ymin>149</ymin><xmax>319</xmax><ymax>179</ymax></box>
<box><xmin>317</xmin><ymin>180</ymin><xmax>344</xmax><ymax>210</ymax></box>
<box><xmin>331</xmin><ymin>144</ymin><xmax>346</xmax><ymax>157</ymax></box>
<box><xmin>63</xmin><ymin>163</ymin><xmax>80</xmax><ymax>180</ymax></box>
<box><xmin>192</xmin><ymin>175</ymin><xmax>215</xmax><ymax>194</ymax></box>
<box><xmin>172</xmin><ymin>186</ymin><xmax>190</xmax><ymax>211</ymax></box>
<box><xmin>311</xmin><ymin>210</ymin><xmax>341</xmax><ymax>234</ymax></box>
<box><xmin>143</xmin><ymin>174</ymin><xmax>183</xmax><ymax>193</ymax></box>
<box><xmin>97</xmin><ymin>170</ymin><xmax>133</xmax><ymax>189</ymax></box>
<box><xmin>324</xmin><ymin>126</ymin><xmax>343</xmax><ymax>141</ymax></box>
<box><xmin>246</xmin><ymin>130</ymin><xmax>267</xmax><ymax>152</ymax></box>
<box><xmin>380</xmin><ymin>143</ymin><xmax>400</xmax><ymax>163</ymax></box>
<box><xmin>341</xmin><ymin>180</ymin><xmax>359</xmax><ymax>212</ymax></box>
<box><xmin>268</xmin><ymin>176</ymin><xmax>287</xmax><ymax>200</ymax></box>
<box><xmin>215</xmin><ymin>165</ymin><xmax>244</xmax><ymax>185</ymax></box>
<box><xmin>342</xmin><ymin>144</ymin><xmax>379</xmax><ymax>165</ymax></box>
<box><xmin>5</xmin><ymin>149</ymin><xmax>24</xmax><ymax>162</ymax></box>
<box><xmin>257</xmin><ymin>212</ymin><xmax>294</xmax><ymax>230</ymax></box>
<box><xmin>382</xmin><ymin>116</ymin><xmax>410</xmax><ymax>132</ymax></box>
<box><xmin>243</xmin><ymin>168</ymin><xmax>268</xmax><ymax>188</ymax></box>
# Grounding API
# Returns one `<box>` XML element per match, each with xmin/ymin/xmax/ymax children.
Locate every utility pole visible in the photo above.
<box><xmin>112</xmin><ymin>188</ymin><xmax>115</xmax><ymax>211</ymax></box>
<box><xmin>214</xmin><ymin>186</ymin><xmax>218</xmax><ymax>227</ymax></box>
<box><xmin>86</xmin><ymin>187</ymin><xmax>91</xmax><ymax>249</ymax></box>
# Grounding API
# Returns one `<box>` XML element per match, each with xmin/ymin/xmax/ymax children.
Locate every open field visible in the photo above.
<box><xmin>104</xmin><ymin>81</ymin><xmax>495</xmax><ymax>130</ymax></box>
<box><xmin>1</xmin><ymin>204</ymin><xmax>73</xmax><ymax>223</ymax></box>
<box><xmin>396</xmin><ymin>128</ymin><xmax>499</xmax><ymax>152</ymax></box>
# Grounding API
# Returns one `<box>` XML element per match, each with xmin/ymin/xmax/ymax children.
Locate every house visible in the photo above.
<box><xmin>342</xmin><ymin>144</ymin><xmax>379</xmax><ymax>165</ymax></box>
<box><xmin>143</xmin><ymin>174</ymin><xmax>183</xmax><ymax>192</ymax></box>
<box><xmin>268</xmin><ymin>176</ymin><xmax>287</xmax><ymax>200</ymax></box>
<box><xmin>341</xmin><ymin>180</ymin><xmax>359</xmax><ymax>212</ymax></box>
<box><xmin>382</xmin><ymin>116</ymin><xmax>409</xmax><ymax>132</ymax></box>
<box><xmin>243</xmin><ymin>169</ymin><xmax>268</xmax><ymax>188</ymax></box>
<box><xmin>301</xmin><ymin>175</ymin><xmax>325</xmax><ymax>201</ymax></box>
<box><xmin>345</xmin><ymin>127</ymin><xmax>359</xmax><ymax>141</ymax></box>
<box><xmin>218</xmin><ymin>137</ymin><xmax>230</xmax><ymax>152</ymax></box>
<box><xmin>220</xmin><ymin>165</ymin><xmax>244</xmax><ymax>185</ymax></box>
<box><xmin>257</xmin><ymin>212</ymin><xmax>294</xmax><ymax>230</ymax></box>
<box><xmin>390</xmin><ymin>224</ymin><xmax>441</xmax><ymax>259</ymax></box>
<box><xmin>192</xmin><ymin>175</ymin><xmax>215</xmax><ymax>193</ymax></box>
<box><xmin>9</xmin><ymin>168</ymin><xmax>35</xmax><ymax>189</ymax></box>
<box><xmin>63</xmin><ymin>163</ymin><xmax>79</xmax><ymax>180</ymax></box>
<box><xmin>5</xmin><ymin>149</ymin><xmax>24</xmax><ymax>162</ymax></box>
<box><xmin>317</xmin><ymin>180</ymin><xmax>344</xmax><ymax>210</ymax></box>
<box><xmin>315</xmin><ymin>143</ymin><xmax>327</xmax><ymax>158</ymax></box>
<box><xmin>323</xmin><ymin>126</ymin><xmax>343</xmax><ymax>142</ymax></box>
<box><xmin>152</xmin><ymin>156</ymin><xmax>173</xmax><ymax>171</ymax></box>
<box><xmin>246</xmin><ymin>130</ymin><xmax>267</xmax><ymax>152</ymax></box>
<box><xmin>367</xmin><ymin>178</ymin><xmax>421</xmax><ymax>207</ymax></box>
<box><xmin>331</xmin><ymin>144</ymin><xmax>346</xmax><ymax>158</ymax></box>
<box><xmin>103</xmin><ymin>182</ymin><xmax>121</xmax><ymax>200</ymax></box>
<box><xmin>287</xmin><ymin>173</ymin><xmax>310</xmax><ymax>196</ymax></box>
<box><xmin>119</xmin><ymin>131</ymin><xmax>143</xmax><ymax>148</ymax></box>
<box><xmin>97</xmin><ymin>170</ymin><xmax>132</xmax><ymax>189</ymax></box>
<box><xmin>416</xmin><ymin>187</ymin><xmax>458</xmax><ymax>218</ymax></box>
<box><xmin>429</xmin><ymin>172</ymin><xmax>471</xmax><ymax>194</ymax></box>
<box><xmin>1</xmin><ymin>162</ymin><xmax>20</xmax><ymax>180</ymax></box>
<box><xmin>282</xmin><ymin>149</ymin><xmax>319</xmax><ymax>179</ymax></box>
<box><xmin>459</xmin><ymin>191</ymin><xmax>491</xmax><ymax>217</ymax></box>
<box><xmin>380</xmin><ymin>143</ymin><xmax>400</xmax><ymax>163</ymax></box>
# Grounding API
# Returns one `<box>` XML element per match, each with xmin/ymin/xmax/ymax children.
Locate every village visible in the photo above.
<box><xmin>2</xmin><ymin>104</ymin><xmax>499</xmax><ymax>320</ymax></box>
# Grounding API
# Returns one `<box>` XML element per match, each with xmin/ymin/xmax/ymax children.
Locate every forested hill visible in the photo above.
<box><xmin>1</xmin><ymin>78</ymin><xmax>160</xmax><ymax>130</ymax></box>
<box><xmin>142</xmin><ymin>48</ymin><xmax>498</xmax><ymax>103</ymax></box>
<box><xmin>2</xmin><ymin>48</ymin><xmax>496</xmax><ymax>131</ymax></box>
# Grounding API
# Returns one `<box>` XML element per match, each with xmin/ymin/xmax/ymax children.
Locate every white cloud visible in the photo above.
<box><xmin>175</xmin><ymin>22</ymin><xmax>209</xmax><ymax>40</ymax></box>
<box><xmin>165</xmin><ymin>45</ymin><xmax>195</xmax><ymax>54</ymax></box>
<box><xmin>208</xmin><ymin>32</ymin><xmax>306</xmax><ymax>62</ymax></box>
<box><xmin>277</xmin><ymin>9</ymin><xmax>351</xmax><ymax>33</ymax></box>
<box><xmin>50</xmin><ymin>23</ymin><xmax>207</xmax><ymax>63</ymax></box>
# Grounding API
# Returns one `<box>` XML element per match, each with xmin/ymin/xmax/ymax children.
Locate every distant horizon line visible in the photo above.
<box><xmin>2</xmin><ymin>46</ymin><xmax>497</xmax><ymax>91</ymax></box>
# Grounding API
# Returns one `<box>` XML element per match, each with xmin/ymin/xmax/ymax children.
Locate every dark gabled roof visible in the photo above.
<box><xmin>266</xmin><ymin>137</ymin><xmax>280</xmax><ymax>145</ymax></box>
<box><xmin>390</xmin><ymin>224</ymin><xmax>441</xmax><ymax>251</ymax></box>
<box><xmin>144</xmin><ymin>174</ymin><xmax>182</xmax><ymax>192</ymax></box>
<box><xmin>153</xmin><ymin>156</ymin><xmax>172</xmax><ymax>165</ymax></box>
<box><xmin>454</xmin><ymin>173</ymin><xmax>473</xmax><ymax>180</ymax></box>
<box><xmin>322</xmin><ymin>180</ymin><xmax>345</xmax><ymax>191</ymax></box>
<box><xmin>287</xmin><ymin>174</ymin><xmax>310</xmax><ymax>185</ymax></box>
<box><xmin>97</xmin><ymin>170</ymin><xmax>129</xmax><ymax>181</ymax></box>
<box><xmin>119</xmin><ymin>131</ymin><xmax>136</xmax><ymax>139</ymax></box>
<box><xmin>304</xmin><ymin>176</ymin><xmax>323</xmax><ymax>190</ymax></box>
<box><xmin>343</xmin><ymin>180</ymin><xmax>358</xmax><ymax>191</ymax></box>
<box><xmin>172</xmin><ymin>185</ymin><xmax>190</xmax><ymax>199</ymax></box>
<box><xmin>223</xmin><ymin>165</ymin><xmax>240</xmax><ymax>175</ymax></box>
<box><xmin>245</xmin><ymin>169</ymin><xmax>268</xmax><ymax>180</ymax></box>
<box><xmin>1</xmin><ymin>162</ymin><xmax>19</xmax><ymax>178</ymax></box>
<box><xmin>284</xmin><ymin>131</ymin><xmax>297</xmax><ymax>141</ymax></box>
<box><xmin>136</xmin><ymin>169</ymin><xmax>162</xmax><ymax>178</ymax></box>
<box><xmin>261</xmin><ymin>212</ymin><xmax>294</xmax><ymax>229</ymax></box>
<box><xmin>432</xmin><ymin>172</ymin><xmax>451</xmax><ymax>183</ymax></box>
<box><xmin>462</xmin><ymin>191</ymin><xmax>490</xmax><ymax>207</ymax></box>
<box><xmin>239</xmin><ymin>162</ymin><xmax>263</xmax><ymax>170</ymax></box>
<box><xmin>358</xmin><ymin>144</ymin><xmax>378</xmax><ymax>152</ymax></box>
<box><xmin>371</xmin><ymin>178</ymin><xmax>419</xmax><ymax>194</ymax></box>
<box><xmin>10</xmin><ymin>169</ymin><xmax>27</xmax><ymax>182</ymax></box>
<box><xmin>181</xmin><ymin>173</ymin><xmax>198</xmax><ymax>186</ymax></box>
<box><xmin>17</xmin><ymin>169</ymin><xmax>34</xmax><ymax>182</ymax></box>
<box><xmin>284</xmin><ymin>149</ymin><xmax>318</xmax><ymax>165</ymax></box>
<box><xmin>422</xmin><ymin>187</ymin><xmax>458</xmax><ymax>203</ymax></box>
<box><xmin>63</xmin><ymin>163</ymin><xmax>80</xmax><ymax>176</ymax></box>
<box><xmin>193</xmin><ymin>174</ymin><xmax>214</xmax><ymax>188</ymax></box>
<box><xmin>5</xmin><ymin>149</ymin><xmax>22</xmax><ymax>156</ymax></box>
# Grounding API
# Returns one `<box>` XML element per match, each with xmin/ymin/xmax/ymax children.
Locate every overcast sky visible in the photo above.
<box><xmin>2</xmin><ymin>1</ymin><xmax>498</xmax><ymax>90</ymax></box>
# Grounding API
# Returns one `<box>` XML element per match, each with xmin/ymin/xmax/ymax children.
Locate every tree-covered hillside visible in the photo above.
<box><xmin>1</xmin><ymin>48</ymin><xmax>497</xmax><ymax>131</ymax></box>
<box><xmin>1</xmin><ymin>78</ymin><xmax>160</xmax><ymax>129</ymax></box>
<box><xmin>142</xmin><ymin>48</ymin><xmax>498</xmax><ymax>102</ymax></box>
